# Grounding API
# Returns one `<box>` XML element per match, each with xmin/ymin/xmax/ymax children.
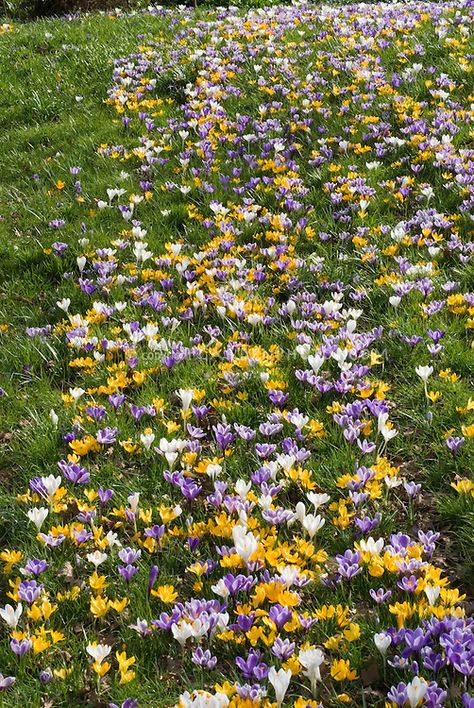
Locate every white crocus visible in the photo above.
<box><xmin>140</xmin><ymin>431</ymin><xmax>155</xmax><ymax>451</ymax></box>
<box><xmin>40</xmin><ymin>475</ymin><xmax>62</xmax><ymax>504</ymax></box>
<box><xmin>374</xmin><ymin>632</ymin><xmax>391</xmax><ymax>655</ymax></box>
<box><xmin>425</xmin><ymin>585</ymin><xmax>441</xmax><ymax>607</ymax></box>
<box><xmin>359</xmin><ymin>537</ymin><xmax>384</xmax><ymax>555</ymax></box>
<box><xmin>172</xmin><ymin>622</ymin><xmax>193</xmax><ymax>647</ymax></box>
<box><xmin>307</xmin><ymin>354</ymin><xmax>324</xmax><ymax>375</ymax></box>
<box><xmin>206</xmin><ymin>463</ymin><xmax>222</xmax><ymax>480</ymax></box>
<box><xmin>69</xmin><ymin>386</ymin><xmax>85</xmax><ymax>403</ymax></box>
<box><xmin>27</xmin><ymin>506</ymin><xmax>48</xmax><ymax>530</ymax></box>
<box><xmin>415</xmin><ymin>365</ymin><xmax>433</xmax><ymax>383</ymax></box>
<box><xmin>86</xmin><ymin>551</ymin><xmax>108</xmax><ymax>567</ymax></box>
<box><xmin>302</xmin><ymin>513</ymin><xmax>325</xmax><ymax>539</ymax></box>
<box><xmin>86</xmin><ymin>642</ymin><xmax>112</xmax><ymax>664</ymax></box>
<box><xmin>268</xmin><ymin>667</ymin><xmax>292</xmax><ymax>707</ymax></box>
<box><xmin>177</xmin><ymin>388</ymin><xmax>194</xmax><ymax>414</ymax></box>
<box><xmin>299</xmin><ymin>647</ymin><xmax>325</xmax><ymax>696</ymax></box>
<box><xmin>56</xmin><ymin>298</ymin><xmax>70</xmax><ymax>313</ymax></box>
<box><xmin>232</xmin><ymin>526</ymin><xmax>258</xmax><ymax>566</ymax></box>
<box><xmin>0</xmin><ymin>603</ymin><xmax>22</xmax><ymax>629</ymax></box>
<box><xmin>406</xmin><ymin>676</ymin><xmax>428</xmax><ymax>707</ymax></box>
<box><xmin>307</xmin><ymin>492</ymin><xmax>330</xmax><ymax>509</ymax></box>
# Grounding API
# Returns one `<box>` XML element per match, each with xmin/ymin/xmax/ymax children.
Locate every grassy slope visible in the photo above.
<box><xmin>0</xmin><ymin>7</ymin><xmax>473</xmax><ymax>707</ymax></box>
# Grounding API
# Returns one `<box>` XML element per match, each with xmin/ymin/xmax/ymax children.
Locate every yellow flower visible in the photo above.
<box><xmin>90</xmin><ymin>595</ymin><xmax>109</xmax><ymax>618</ymax></box>
<box><xmin>151</xmin><ymin>584</ymin><xmax>178</xmax><ymax>603</ymax></box>
<box><xmin>93</xmin><ymin>660</ymin><xmax>111</xmax><ymax>677</ymax></box>
<box><xmin>330</xmin><ymin>659</ymin><xmax>358</xmax><ymax>681</ymax></box>
<box><xmin>89</xmin><ymin>572</ymin><xmax>108</xmax><ymax>594</ymax></box>
<box><xmin>116</xmin><ymin>651</ymin><xmax>136</xmax><ymax>684</ymax></box>
<box><xmin>0</xmin><ymin>549</ymin><xmax>22</xmax><ymax>572</ymax></box>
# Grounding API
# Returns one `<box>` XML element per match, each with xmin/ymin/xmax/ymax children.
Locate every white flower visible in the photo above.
<box><xmin>406</xmin><ymin>676</ymin><xmax>428</xmax><ymax>707</ymax></box>
<box><xmin>140</xmin><ymin>431</ymin><xmax>155</xmax><ymax>451</ymax></box>
<box><xmin>384</xmin><ymin>475</ymin><xmax>402</xmax><ymax>489</ymax></box>
<box><xmin>211</xmin><ymin>578</ymin><xmax>229</xmax><ymax>599</ymax></box>
<box><xmin>306</xmin><ymin>492</ymin><xmax>330</xmax><ymax>509</ymax></box>
<box><xmin>86</xmin><ymin>551</ymin><xmax>108</xmax><ymax>567</ymax></box>
<box><xmin>128</xmin><ymin>492</ymin><xmax>140</xmax><ymax>512</ymax></box>
<box><xmin>40</xmin><ymin>475</ymin><xmax>62</xmax><ymax>504</ymax></box>
<box><xmin>424</xmin><ymin>585</ymin><xmax>441</xmax><ymax>607</ymax></box>
<box><xmin>177</xmin><ymin>388</ymin><xmax>194</xmax><ymax>413</ymax></box>
<box><xmin>105</xmin><ymin>530</ymin><xmax>122</xmax><ymax>549</ymax></box>
<box><xmin>268</xmin><ymin>667</ymin><xmax>292</xmax><ymax>707</ymax></box>
<box><xmin>302</xmin><ymin>513</ymin><xmax>325</xmax><ymax>539</ymax></box>
<box><xmin>307</xmin><ymin>354</ymin><xmax>325</xmax><ymax>375</ymax></box>
<box><xmin>56</xmin><ymin>298</ymin><xmax>70</xmax><ymax>312</ymax></box>
<box><xmin>69</xmin><ymin>386</ymin><xmax>85</xmax><ymax>402</ymax></box>
<box><xmin>232</xmin><ymin>526</ymin><xmax>258</xmax><ymax>566</ymax></box>
<box><xmin>415</xmin><ymin>365</ymin><xmax>433</xmax><ymax>383</ymax></box>
<box><xmin>86</xmin><ymin>642</ymin><xmax>111</xmax><ymax>664</ymax></box>
<box><xmin>172</xmin><ymin>622</ymin><xmax>193</xmax><ymax>646</ymax></box>
<box><xmin>0</xmin><ymin>603</ymin><xmax>22</xmax><ymax>629</ymax></box>
<box><xmin>299</xmin><ymin>647</ymin><xmax>325</xmax><ymax>695</ymax></box>
<box><xmin>177</xmin><ymin>691</ymin><xmax>229</xmax><ymax>708</ymax></box>
<box><xmin>235</xmin><ymin>479</ymin><xmax>251</xmax><ymax>498</ymax></box>
<box><xmin>374</xmin><ymin>632</ymin><xmax>391</xmax><ymax>655</ymax></box>
<box><xmin>206</xmin><ymin>463</ymin><xmax>222</xmax><ymax>480</ymax></box>
<box><xmin>77</xmin><ymin>256</ymin><xmax>86</xmax><ymax>272</ymax></box>
<box><xmin>381</xmin><ymin>425</ymin><xmax>398</xmax><ymax>443</ymax></box>
<box><xmin>49</xmin><ymin>409</ymin><xmax>58</xmax><ymax>428</ymax></box>
<box><xmin>359</xmin><ymin>537</ymin><xmax>384</xmax><ymax>555</ymax></box>
<box><xmin>389</xmin><ymin>295</ymin><xmax>401</xmax><ymax>307</ymax></box>
<box><xmin>27</xmin><ymin>507</ymin><xmax>48</xmax><ymax>530</ymax></box>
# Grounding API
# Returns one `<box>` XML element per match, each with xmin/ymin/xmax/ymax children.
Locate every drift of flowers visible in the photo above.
<box><xmin>1</xmin><ymin>1</ymin><xmax>474</xmax><ymax>706</ymax></box>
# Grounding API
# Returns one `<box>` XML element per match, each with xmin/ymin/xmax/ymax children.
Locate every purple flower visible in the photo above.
<box><xmin>192</xmin><ymin>648</ymin><xmax>217</xmax><ymax>670</ymax></box>
<box><xmin>446</xmin><ymin>435</ymin><xmax>465</xmax><ymax>454</ymax></box>
<box><xmin>96</xmin><ymin>427</ymin><xmax>119</xmax><ymax>445</ymax></box>
<box><xmin>148</xmin><ymin>565</ymin><xmax>159</xmax><ymax>594</ymax></box>
<box><xmin>18</xmin><ymin>580</ymin><xmax>43</xmax><ymax>604</ymax></box>
<box><xmin>268</xmin><ymin>603</ymin><xmax>293</xmax><ymax>629</ymax></box>
<box><xmin>118</xmin><ymin>548</ymin><xmax>141</xmax><ymax>565</ymax></box>
<box><xmin>0</xmin><ymin>675</ymin><xmax>15</xmax><ymax>690</ymax></box>
<box><xmin>235</xmin><ymin>650</ymin><xmax>268</xmax><ymax>680</ymax></box>
<box><xmin>10</xmin><ymin>638</ymin><xmax>32</xmax><ymax>656</ymax></box>
<box><xmin>272</xmin><ymin>637</ymin><xmax>295</xmax><ymax>660</ymax></box>
<box><xmin>21</xmin><ymin>558</ymin><xmax>48</xmax><ymax>576</ymax></box>
<box><xmin>118</xmin><ymin>564</ymin><xmax>139</xmax><ymax>583</ymax></box>
<box><xmin>40</xmin><ymin>669</ymin><xmax>53</xmax><ymax>684</ymax></box>
<box><xmin>369</xmin><ymin>588</ymin><xmax>392</xmax><ymax>604</ymax></box>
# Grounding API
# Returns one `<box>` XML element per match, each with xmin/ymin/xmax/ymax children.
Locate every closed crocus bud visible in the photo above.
<box><xmin>77</xmin><ymin>256</ymin><xmax>86</xmax><ymax>272</ymax></box>
<box><xmin>268</xmin><ymin>667</ymin><xmax>292</xmax><ymax>707</ymax></box>
<box><xmin>177</xmin><ymin>388</ymin><xmax>194</xmax><ymax>413</ymax></box>
<box><xmin>148</xmin><ymin>565</ymin><xmax>159</xmax><ymax>595</ymax></box>
<box><xmin>49</xmin><ymin>409</ymin><xmax>58</xmax><ymax>428</ymax></box>
<box><xmin>374</xmin><ymin>632</ymin><xmax>391</xmax><ymax>655</ymax></box>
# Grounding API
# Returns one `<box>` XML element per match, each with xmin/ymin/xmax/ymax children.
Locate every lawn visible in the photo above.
<box><xmin>0</xmin><ymin>2</ymin><xmax>473</xmax><ymax>706</ymax></box>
